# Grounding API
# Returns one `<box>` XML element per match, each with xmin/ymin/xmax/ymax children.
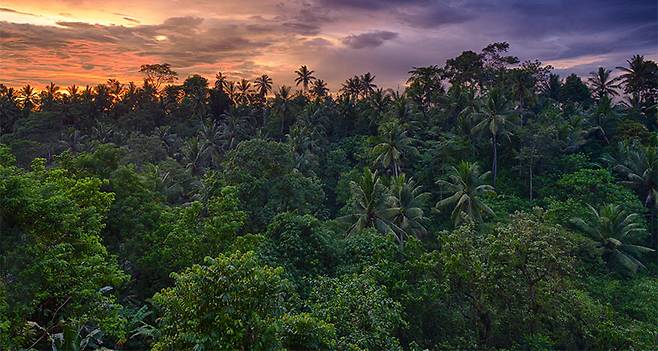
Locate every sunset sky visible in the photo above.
<box><xmin>1</xmin><ymin>0</ymin><xmax>656</xmax><ymax>90</ymax></box>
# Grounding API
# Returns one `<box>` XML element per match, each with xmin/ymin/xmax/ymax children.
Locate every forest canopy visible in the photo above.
<box><xmin>1</xmin><ymin>42</ymin><xmax>657</xmax><ymax>350</ymax></box>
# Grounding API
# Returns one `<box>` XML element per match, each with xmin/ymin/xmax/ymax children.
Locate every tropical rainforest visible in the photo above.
<box><xmin>1</xmin><ymin>42</ymin><xmax>657</xmax><ymax>350</ymax></box>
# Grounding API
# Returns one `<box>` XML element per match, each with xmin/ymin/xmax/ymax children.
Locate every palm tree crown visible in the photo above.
<box><xmin>588</xmin><ymin>67</ymin><xmax>621</xmax><ymax>100</ymax></box>
<box><xmin>294</xmin><ymin>65</ymin><xmax>316</xmax><ymax>92</ymax></box>
<box><xmin>436</xmin><ymin>161</ymin><xmax>495</xmax><ymax>225</ymax></box>
<box><xmin>373</xmin><ymin>124</ymin><xmax>417</xmax><ymax>177</ymax></box>
<box><xmin>254</xmin><ymin>74</ymin><xmax>273</xmax><ymax>102</ymax></box>
<box><xmin>571</xmin><ymin>204</ymin><xmax>653</xmax><ymax>273</ymax></box>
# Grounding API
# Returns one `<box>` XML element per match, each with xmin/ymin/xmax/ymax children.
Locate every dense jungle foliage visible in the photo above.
<box><xmin>1</xmin><ymin>43</ymin><xmax>657</xmax><ymax>350</ymax></box>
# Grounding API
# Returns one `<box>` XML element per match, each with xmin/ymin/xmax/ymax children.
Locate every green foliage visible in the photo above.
<box><xmin>309</xmin><ymin>273</ymin><xmax>403</xmax><ymax>351</ymax></box>
<box><xmin>262</xmin><ymin>213</ymin><xmax>337</xmax><ymax>292</ymax></box>
<box><xmin>152</xmin><ymin>251</ymin><xmax>330</xmax><ymax>351</ymax></box>
<box><xmin>0</xmin><ymin>159</ymin><xmax>127</xmax><ymax>348</ymax></box>
<box><xmin>278</xmin><ymin>313</ymin><xmax>337</xmax><ymax>350</ymax></box>
<box><xmin>2</xmin><ymin>50</ymin><xmax>657</xmax><ymax>350</ymax></box>
<box><xmin>137</xmin><ymin>186</ymin><xmax>246</xmax><ymax>293</ymax></box>
<box><xmin>544</xmin><ymin>168</ymin><xmax>646</xmax><ymax>224</ymax></box>
<box><xmin>222</xmin><ymin>138</ymin><xmax>325</xmax><ymax>231</ymax></box>
<box><xmin>439</xmin><ymin>210</ymin><xmax>603</xmax><ymax>349</ymax></box>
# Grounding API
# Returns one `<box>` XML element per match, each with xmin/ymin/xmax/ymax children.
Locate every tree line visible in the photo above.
<box><xmin>1</xmin><ymin>42</ymin><xmax>657</xmax><ymax>350</ymax></box>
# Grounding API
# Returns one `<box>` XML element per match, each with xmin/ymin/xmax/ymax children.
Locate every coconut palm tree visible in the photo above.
<box><xmin>182</xmin><ymin>136</ymin><xmax>208</xmax><ymax>176</ymax></box>
<box><xmin>310</xmin><ymin>79</ymin><xmax>329</xmax><ymax>100</ymax></box>
<box><xmin>40</xmin><ymin>82</ymin><xmax>61</xmax><ymax>110</ymax></box>
<box><xmin>541</xmin><ymin>73</ymin><xmax>561</xmax><ymax>101</ymax></box>
<box><xmin>340</xmin><ymin>76</ymin><xmax>363</xmax><ymax>100</ymax></box>
<box><xmin>224</xmin><ymin>81</ymin><xmax>238</xmax><ymax>105</ymax></box>
<box><xmin>471</xmin><ymin>88</ymin><xmax>514</xmax><ymax>186</ymax></box>
<box><xmin>359</xmin><ymin>72</ymin><xmax>377</xmax><ymax>97</ymax></box>
<box><xmin>607</xmin><ymin>142</ymin><xmax>658</xmax><ymax>254</ymax></box>
<box><xmin>19</xmin><ymin>84</ymin><xmax>39</xmax><ymax>114</ymax></box>
<box><xmin>0</xmin><ymin>85</ymin><xmax>21</xmax><ymax>134</ymax></box>
<box><xmin>199</xmin><ymin>119</ymin><xmax>223</xmax><ymax>168</ymax></box>
<box><xmin>339</xmin><ymin>168</ymin><xmax>391</xmax><ymax>235</ymax></box>
<box><xmin>59</xmin><ymin>127</ymin><xmax>88</xmax><ymax>153</ymax></box>
<box><xmin>66</xmin><ymin>85</ymin><xmax>80</xmax><ymax>103</ymax></box>
<box><xmin>253</xmin><ymin>74</ymin><xmax>273</xmax><ymax>103</ymax></box>
<box><xmin>586</xmin><ymin>96</ymin><xmax>618</xmax><ymax>144</ymax></box>
<box><xmin>294</xmin><ymin>65</ymin><xmax>316</xmax><ymax>93</ymax></box>
<box><xmin>236</xmin><ymin>79</ymin><xmax>252</xmax><ymax>106</ymax></box>
<box><xmin>384</xmin><ymin>175</ymin><xmax>430</xmax><ymax>246</ymax></box>
<box><xmin>91</xmin><ymin>121</ymin><xmax>115</xmax><ymax>144</ymax></box>
<box><xmin>273</xmin><ymin>86</ymin><xmax>293</xmax><ymax>134</ymax></box>
<box><xmin>373</xmin><ymin>124</ymin><xmax>417</xmax><ymax>177</ymax></box>
<box><xmin>571</xmin><ymin>204</ymin><xmax>653</xmax><ymax>274</ymax></box>
<box><xmin>214</xmin><ymin>72</ymin><xmax>228</xmax><ymax>90</ymax></box>
<box><xmin>617</xmin><ymin>55</ymin><xmax>657</xmax><ymax>106</ymax></box>
<box><xmin>436</xmin><ymin>161</ymin><xmax>495</xmax><ymax>226</ymax></box>
<box><xmin>219</xmin><ymin>109</ymin><xmax>246</xmax><ymax>151</ymax></box>
<box><xmin>588</xmin><ymin>67</ymin><xmax>622</xmax><ymax>100</ymax></box>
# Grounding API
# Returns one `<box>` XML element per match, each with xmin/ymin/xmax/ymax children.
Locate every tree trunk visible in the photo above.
<box><xmin>492</xmin><ymin>134</ymin><xmax>498</xmax><ymax>186</ymax></box>
<box><xmin>529</xmin><ymin>164</ymin><xmax>533</xmax><ymax>201</ymax></box>
<box><xmin>650</xmin><ymin>208</ymin><xmax>658</xmax><ymax>261</ymax></box>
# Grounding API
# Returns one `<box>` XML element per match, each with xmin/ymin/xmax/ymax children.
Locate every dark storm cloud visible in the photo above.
<box><xmin>342</xmin><ymin>30</ymin><xmax>398</xmax><ymax>49</ymax></box>
<box><xmin>395</xmin><ymin>2</ymin><xmax>474</xmax><ymax>28</ymax></box>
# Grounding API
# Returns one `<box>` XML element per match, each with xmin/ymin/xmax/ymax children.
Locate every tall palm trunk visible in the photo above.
<box><xmin>492</xmin><ymin>134</ymin><xmax>498</xmax><ymax>186</ymax></box>
<box><xmin>652</xmin><ymin>206</ymin><xmax>657</xmax><ymax>262</ymax></box>
<box><xmin>529</xmin><ymin>163</ymin><xmax>533</xmax><ymax>201</ymax></box>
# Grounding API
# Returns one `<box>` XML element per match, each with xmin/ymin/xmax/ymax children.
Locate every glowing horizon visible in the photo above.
<box><xmin>1</xmin><ymin>1</ymin><xmax>656</xmax><ymax>90</ymax></box>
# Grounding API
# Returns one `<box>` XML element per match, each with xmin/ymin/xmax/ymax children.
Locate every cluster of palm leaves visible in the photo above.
<box><xmin>340</xmin><ymin>72</ymin><xmax>378</xmax><ymax>100</ymax></box>
<box><xmin>571</xmin><ymin>204</ymin><xmax>654</xmax><ymax>273</ymax></box>
<box><xmin>340</xmin><ymin>169</ymin><xmax>429</xmax><ymax>247</ymax></box>
<box><xmin>436</xmin><ymin>161</ymin><xmax>495</xmax><ymax>225</ymax></box>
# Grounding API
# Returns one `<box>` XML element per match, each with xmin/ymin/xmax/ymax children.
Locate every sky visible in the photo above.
<box><xmin>0</xmin><ymin>0</ymin><xmax>656</xmax><ymax>90</ymax></box>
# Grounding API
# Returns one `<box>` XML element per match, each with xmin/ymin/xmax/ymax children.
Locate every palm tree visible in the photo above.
<box><xmin>66</xmin><ymin>85</ymin><xmax>80</xmax><ymax>103</ymax></box>
<box><xmin>0</xmin><ymin>85</ymin><xmax>21</xmax><ymax>134</ymax></box>
<box><xmin>340</xmin><ymin>76</ymin><xmax>361</xmax><ymax>100</ymax></box>
<box><xmin>339</xmin><ymin>168</ymin><xmax>391</xmax><ymax>235</ymax></box>
<box><xmin>359</xmin><ymin>72</ymin><xmax>377</xmax><ymax>97</ymax></box>
<box><xmin>373</xmin><ymin>124</ymin><xmax>417</xmax><ymax>177</ymax></box>
<box><xmin>384</xmin><ymin>175</ymin><xmax>430</xmax><ymax>247</ymax></box>
<box><xmin>219</xmin><ymin>109</ymin><xmax>247</xmax><ymax>150</ymax></box>
<box><xmin>436</xmin><ymin>161</ymin><xmax>495</xmax><ymax>226</ymax></box>
<box><xmin>273</xmin><ymin>86</ymin><xmax>293</xmax><ymax>133</ymax></box>
<box><xmin>224</xmin><ymin>81</ymin><xmax>238</xmax><ymax>105</ymax></box>
<box><xmin>310</xmin><ymin>79</ymin><xmax>329</xmax><ymax>100</ymax></box>
<box><xmin>587</xmin><ymin>96</ymin><xmax>618</xmax><ymax>144</ymax></box>
<box><xmin>214</xmin><ymin>72</ymin><xmax>228</xmax><ymax>90</ymax></box>
<box><xmin>253</xmin><ymin>74</ymin><xmax>273</xmax><ymax>103</ymax></box>
<box><xmin>59</xmin><ymin>127</ymin><xmax>88</xmax><ymax>153</ymax></box>
<box><xmin>19</xmin><ymin>84</ymin><xmax>39</xmax><ymax>114</ymax></box>
<box><xmin>199</xmin><ymin>119</ymin><xmax>223</xmax><ymax>168</ymax></box>
<box><xmin>588</xmin><ymin>67</ymin><xmax>621</xmax><ymax>100</ymax></box>
<box><xmin>571</xmin><ymin>204</ymin><xmax>653</xmax><ymax>274</ymax></box>
<box><xmin>40</xmin><ymin>82</ymin><xmax>61</xmax><ymax>110</ymax></box>
<box><xmin>608</xmin><ymin>142</ymin><xmax>658</xmax><ymax>254</ymax></box>
<box><xmin>542</xmin><ymin>73</ymin><xmax>561</xmax><ymax>101</ymax></box>
<box><xmin>91</xmin><ymin>121</ymin><xmax>115</xmax><ymax>143</ymax></box>
<box><xmin>294</xmin><ymin>65</ymin><xmax>316</xmax><ymax>93</ymax></box>
<box><xmin>236</xmin><ymin>79</ymin><xmax>252</xmax><ymax>105</ymax></box>
<box><xmin>616</xmin><ymin>55</ymin><xmax>655</xmax><ymax>105</ymax></box>
<box><xmin>471</xmin><ymin>89</ymin><xmax>514</xmax><ymax>186</ymax></box>
<box><xmin>182</xmin><ymin>136</ymin><xmax>208</xmax><ymax>176</ymax></box>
